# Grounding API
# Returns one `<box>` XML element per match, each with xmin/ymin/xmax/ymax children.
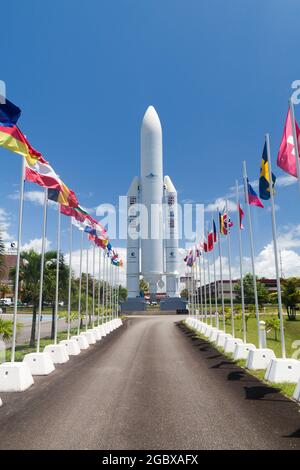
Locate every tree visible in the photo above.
<box><xmin>10</xmin><ymin>249</ymin><xmax>70</xmax><ymax>347</ymax></box>
<box><xmin>118</xmin><ymin>285</ymin><xmax>127</xmax><ymax>302</ymax></box>
<box><xmin>266</xmin><ymin>317</ymin><xmax>281</xmax><ymax>341</ymax></box>
<box><xmin>0</xmin><ymin>282</ymin><xmax>10</xmax><ymax>299</ymax></box>
<box><xmin>43</xmin><ymin>251</ymin><xmax>69</xmax><ymax>339</ymax></box>
<box><xmin>0</xmin><ymin>232</ymin><xmax>4</xmax><ymax>274</ymax></box>
<box><xmin>234</xmin><ymin>273</ymin><xmax>269</xmax><ymax>307</ymax></box>
<box><xmin>281</xmin><ymin>277</ymin><xmax>300</xmax><ymax>321</ymax></box>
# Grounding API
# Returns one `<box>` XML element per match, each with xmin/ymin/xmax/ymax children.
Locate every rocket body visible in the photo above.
<box><xmin>140</xmin><ymin>106</ymin><xmax>164</xmax><ymax>297</ymax></box>
<box><xmin>126</xmin><ymin>105</ymin><xmax>179</xmax><ymax>300</ymax></box>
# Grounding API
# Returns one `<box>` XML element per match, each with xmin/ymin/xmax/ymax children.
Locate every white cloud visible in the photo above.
<box><xmin>276</xmin><ymin>174</ymin><xmax>297</xmax><ymax>187</ymax></box>
<box><xmin>205</xmin><ymin>198</ymin><xmax>236</xmax><ymax>213</ymax></box>
<box><xmin>0</xmin><ymin>207</ymin><xmax>14</xmax><ymax>242</ymax></box>
<box><xmin>22</xmin><ymin>238</ymin><xmax>52</xmax><ymax>253</ymax></box>
<box><xmin>10</xmin><ymin>190</ymin><xmax>56</xmax><ymax>207</ymax></box>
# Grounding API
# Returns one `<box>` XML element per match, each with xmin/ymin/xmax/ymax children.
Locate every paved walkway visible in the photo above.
<box><xmin>0</xmin><ymin>315</ymin><xmax>299</xmax><ymax>449</ymax></box>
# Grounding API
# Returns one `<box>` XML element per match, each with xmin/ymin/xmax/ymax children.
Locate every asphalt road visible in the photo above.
<box><xmin>0</xmin><ymin>315</ymin><xmax>299</xmax><ymax>450</ymax></box>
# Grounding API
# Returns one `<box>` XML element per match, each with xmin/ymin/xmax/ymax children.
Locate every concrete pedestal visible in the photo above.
<box><xmin>80</xmin><ymin>331</ymin><xmax>96</xmax><ymax>345</ymax></box>
<box><xmin>264</xmin><ymin>358</ymin><xmax>300</xmax><ymax>383</ymax></box>
<box><xmin>71</xmin><ymin>335</ymin><xmax>89</xmax><ymax>350</ymax></box>
<box><xmin>0</xmin><ymin>362</ymin><xmax>34</xmax><ymax>392</ymax></box>
<box><xmin>233</xmin><ymin>343</ymin><xmax>256</xmax><ymax>361</ymax></box>
<box><xmin>97</xmin><ymin>325</ymin><xmax>107</xmax><ymax>337</ymax></box>
<box><xmin>60</xmin><ymin>339</ymin><xmax>81</xmax><ymax>356</ymax></box>
<box><xmin>0</xmin><ymin>397</ymin><xmax>2</xmax><ymax>406</ymax></box>
<box><xmin>246</xmin><ymin>348</ymin><xmax>276</xmax><ymax>370</ymax></box>
<box><xmin>203</xmin><ymin>326</ymin><xmax>213</xmax><ymax>338</ymax></box>
<box><xmin>87</xmin><ymin>330</ymin><xmax>98</xmax><ymax>344</ymax></box>
<box><xmin>209</xmin><ymin>328</ymin><xmax>221</xmax><ymax>342</ymax></box>
<box><xmin>92</xmin><ymin>328</ymin><xmax>102</xmax><ymax>341</ymax></box>
<box><xmin>23</xmin><ymin>352</ymin><xmax>55</xmax><ymax>376</ymax></box>
<box><xmin>224</xmin><ymin>338</ymin><xmax>244</xmax><ymax>354</ymax></box>
<box><xmin>216</xmin><ymin>332</ymin><xmax>232</xmax><ymax>348</ymax></box>
<box><xmin>200</xmin><ymin>323</ymin><xmax>208</xmax><ymax>334</ymax></box>
<box><xmin>293</xmin><ymin>380</ymin><xmax>300</xmax><ymax>401</ymax></box>
<box><xmin>43</xmin><ymin>344</ymin><xmax>69</xmax><ymax>364</ymax></box>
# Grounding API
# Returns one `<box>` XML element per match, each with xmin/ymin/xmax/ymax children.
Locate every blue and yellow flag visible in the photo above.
<box><xmin>259</xmin><ymin>142</ymin><xmax>276</xmax><ymax>200</ymax></box>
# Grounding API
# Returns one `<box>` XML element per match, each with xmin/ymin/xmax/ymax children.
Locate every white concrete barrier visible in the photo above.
<box><xmin>97</xmin><ymin>325</ymin><xmax>107</xmax><ymax>337</ymax></box>
<box><xmin>71</xmin><ymin>334</ymin><xmax>89</xmax><ymax>349</ymax></box>
<box><xmin>293</xmin><ymin>379</ymin><xmax>300</xmax><ymax>401</ymax></box>
<box><xmin>203</xmin><ymin>326</ymin><xmax>213</xmax><ymax>338</ymax></box>
<box><xmin>92</xmin><ymin>328</ymin><xmax>102</xmax><ymax>341</ymax></box>
<box><xmin>23</xmin><ymin>352</ymin><xmax>55</xmax><ymax>376</ymax></box>
<box><xmin>233</xmin><ymin>343</ymin><xmax>256</xmax><ymax>361</ymax></box>
<box><xmin>0</xmin><ymin>397</ymin><xmax>2</xmax><ymax>407</ymax></box>
<box><xmin>209</xmin><ymin>328</ymin><xmax>221</xmax><ymax>342</ymax></box>
<box><xmin>80</xmin><ymin>330</ymin><xmax>96</xmax><ymax>344</ymax></box>
<box><xmin>216</xmin><ymin>332</ymin><xmax>232</xmax><ymax>348</ymax></box>
<box><xmin>59</xmin><ymin>339</ymin><xmax>81</xmax><ymax>356</ymax></box>
<box><xmin>264</xmin><ymin>358</ymin><xmax>300</xmax><ymax>383</ymax></box>
<box><xmin>0</xmin><ymin>362</ymin><xmax>34</xmax><ymax>392</ymax></box>
<box><xmin>246</xmin><ymin>348</ymin><xmax>276</xmax><ymax>370</ymax></box>
<box><xmin>224</xmin><ymin>338</ymin><xmax>244</xmax><ymax>354</ymax></box>
<box><xmin>44</xmin><ymin>344</ymin><xmax>69</xmax><ymax>364</ymax></box>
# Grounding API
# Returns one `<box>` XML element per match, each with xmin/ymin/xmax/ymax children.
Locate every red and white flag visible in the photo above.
<box><xmin>277</xmin><ymin>108</ymin><xmax>300</xmax><ymax>177</ymax></box>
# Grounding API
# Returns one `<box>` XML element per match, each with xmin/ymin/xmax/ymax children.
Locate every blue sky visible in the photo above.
<box><xmin>1</xmin><ymin>0</ymin><xmax>300</xmax><ymax>281</ymax></box>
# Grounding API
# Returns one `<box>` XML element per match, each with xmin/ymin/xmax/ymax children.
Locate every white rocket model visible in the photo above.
<box><xmin>126</xmin><ymin>105</ymin><xmax>180</xmax><ymax>302</ymax></box>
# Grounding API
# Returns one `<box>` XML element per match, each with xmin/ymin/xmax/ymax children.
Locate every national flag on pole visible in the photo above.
<box><xmin>259</xmin><ymin>142</ymin><xmax>276</xmax><ymax>200</ymax></box>
<box><xmin>247</xmin><ymin>180</ymin><xmax>264</xmax><ymax>208</ymax></box>
<box><xmin>238</xmin><ymin>203</ymin><xmax>244</xmax><ymax>229</ymax></box>
<box><xmin>213</xmin><ymin>220</ymin><xmax>217</xmax><ymax>242</ymax></box>
<box><xmin>0</xmin><ymin>124</ymin><xmax>42</xmax><ymax>165</ymax></box>
<box><xmin>277</xmin><ymin>108</ymin><xmax>300</xmax><ymax>178</ymax></box>
<box><xmin>0</xmin><ymin>98</ymin><xmax>21</xmax><ymax>126</ymax></box>
<box><xmin>25</xmin><ymin>158</ymin><xmax>78</xmax><ymax>207</ymax></box>
<box><xmin>207</xmin><ymin>231</ymin><xmax>214</xmax><ymax>251</ymax></box>
<box><xmin>219</xmin><ymin>211</ymin><xmax>233</xmax><ymax>235</ymax></box>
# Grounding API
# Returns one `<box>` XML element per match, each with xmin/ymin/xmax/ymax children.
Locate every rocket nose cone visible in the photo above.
<box><xmin>141</xmin><ymin>105</ymin><xmax>162</xmax><ymax>135</ymax></box>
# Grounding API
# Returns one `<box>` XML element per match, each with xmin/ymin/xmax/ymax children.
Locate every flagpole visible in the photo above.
<box><xmin>85</xmin><ymin>248</ymin><xmax>89</xmax><ymax>331</ymax></box>
<box><xmin>289</xmin><ymin>98</ymin><xmax>300</xmax><ymax>193</ymax></box>
<box><xmin>202</xmin><ymin>249</ymin><xmax>208</xmax><ymax>323</ymax></box>
<box><xmin>77</xmin><ymin>230</ymin><xmax>83</xmax><ymax>336</ymax></box>
<box><xmin>236</xmin><ymin>181</ymin><xmax>246</xmax><ymax>342</ymax></box>
<box><xmin>198</xmin><ymin>252</ymin><xmax>203</xmax><ymax>320</ymax></box>
<box><xmin>266</xmin><ymin>134</ymin><xmax>286</xmax><ymax>358</ymax></box>
<box><xmin>211</xmin><ymin>216</ymin><xmax>219</xmax><ymax>329</ymax></box>
<box><xmin>109</xmin><ymin>259</ymin><xmax>112</xmax><ymax>322</ymax></box>
<box><xmin>11</xmin><ymin>157</ymin><xmax>25</xmax><ymax>362</ymax></box>
<box><xmin>217</xmin><ymin>209</ymin><xmax>225</xmax><ymax>332</ymax></box>
<box><xmin>92</xmin><ymin>243</ymin><xmax>95</xmax><ymax>328</ymax></box>
<box><xmin>226</xmin><ymin>200</ymin><xmax>235</xmax><ymax>338</ymax></box>
<box><xmin>102</xmin><ymin>253</ymin><xmax>105</xmax><ymax>324</ymax></box>
<box><xmin>66</xmin><ymin>216</ymin><xmax>73</xmax><ymax>340</ymax></box>
<box><xmin>195</xmin><ymin>249</ymin><xmax>200</xmax><ymax>319</ymax></box>
<box><xmin>207</xmin><ymin>244</ymin><xmax>213</xmax><ymax>326</ymax></box>
<box><xmin>36</xmin><ymin>188</ymin><xmax>48</xmax><ymax>353</ymax></box>
<box><xmin>98</xmin><ymin>248</ymin><xmax>101</xmax><ymax>326</ymax></box>
<box><xmin>243</xmin><ymin>161</ymin><xmax>262</xmax><ymax>348</ymax></box>
<box><xmin>54</xmin><ymin>204</ymin><xmax>61</xmax><ymax>345</ymax></box>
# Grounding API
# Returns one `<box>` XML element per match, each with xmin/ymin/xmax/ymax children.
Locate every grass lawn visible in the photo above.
<box><xmin>204</xmin><ymin>314</ymin><xmax>300</xmax><ymax>358</ymax></box>
<box><xmin>185</xmin><ymin>318</ymin><xmax>300</xmax><ymax>400</ymax></box>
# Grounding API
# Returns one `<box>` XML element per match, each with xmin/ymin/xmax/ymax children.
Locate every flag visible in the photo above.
<box><xmin>219</xmin><ymin>212</ymin><xmax>233</xmax><ymax>235</ymax></box>
<box><xmin>60</xmin><ymin>204</ymin><xmax>87</xmax><ymax>221</ymax></box>
<box><xmin>247</xmin><ymin>180</ymin><xmax>264</xmax><ymax>208</ymax></box>
<box><xmin>25</xmin><ymin>158</ymin><xmax>78</xmax><ymax>207</ymax></box>
<box><xmin>259</xmin><ymin>142</ymin><xmax>276</xmax><ymax>200</ymax></box>
<box><xmin>238</xmin><ymin>203</ymin><xmax>244</xmax><ymax>229</ymax></box>
<box><xmin>277</xmin><ymin>108</ymin><xmax>300</xmax><ymax>178</ymax></box>
<box><xmin>213</xmin><ymin>220</ymin><xmax>217</xmax><ymax>242</ymax></box>
<box><xmin>207</xmin><ymin>231</ymin><xmax>214</xmax><ymax>251</ymax></box>
<box><xmin>0</xmin><ymin>125</ymin><xmax>42</xmax><ymax>165</ymax></box>
<box><xmin>0</xmin><ymin>98</ymin><xmax>21</xmax><ymax>126</ymax></box>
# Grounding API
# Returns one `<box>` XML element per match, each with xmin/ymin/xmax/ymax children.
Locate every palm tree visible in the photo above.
<box><xmin>0</xmin><ymin>231</ymin><xmax>4</xmax><ymax>275</ymax></box>
<box><xmin>43</xmin><ymin>251</ymin><xmax>69</xmax><ymax>339</ymax></box>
